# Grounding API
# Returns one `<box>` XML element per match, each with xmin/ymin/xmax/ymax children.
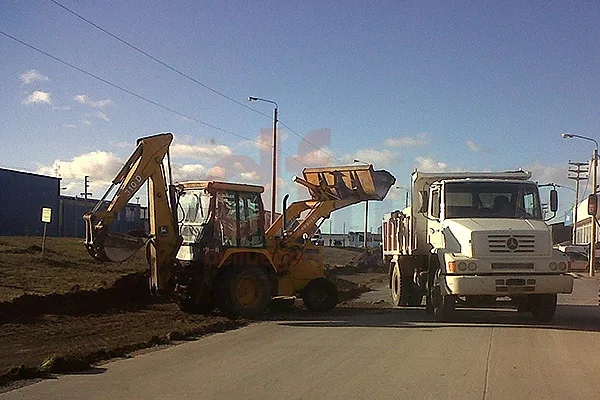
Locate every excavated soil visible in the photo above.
<box><xmin>0</xmin><ymin>238</ymin><xmax>385</xmax><ymax>389</ymax></box>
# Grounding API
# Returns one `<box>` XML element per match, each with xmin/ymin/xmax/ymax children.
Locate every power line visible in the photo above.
<box><xmin>47</xmin><ymin>0</ymin><xmax>340</xmax><ymax>163</ymax></box>
<box><xmin>2</xmin><ymin>30</ymin><xmax>255</xmax><ymax>141</ymax></box>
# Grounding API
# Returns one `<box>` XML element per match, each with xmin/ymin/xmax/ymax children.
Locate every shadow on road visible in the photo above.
<box><xmin>267</xmin><ymin>303</ymin><xmax>600</xmax><ymax>333</ymax></box>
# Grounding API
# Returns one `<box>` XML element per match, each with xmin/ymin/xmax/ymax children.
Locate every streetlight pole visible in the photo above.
<box><xmin>568</xmin><ymin>162</ymin><xmax>588</xmax><ymax>245</ymax></box>
<box><xmin>249</xmin><ymin>96</ymin><xmax>278</xmax><ymax>225</ymax></box>
<box><xmin>562</xmin><ymin>133</ymin><xmax>598</xmax><ymax>276</ymax></box>
<box><xmin>354</xmin><ymin>159</ymin><xmax>370</xmax><ymax>249</ymax></box>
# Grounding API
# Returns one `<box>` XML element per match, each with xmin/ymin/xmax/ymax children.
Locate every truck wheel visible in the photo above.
<box><xmin>220</xmin><ymin>267</ymin><xmax>272</xmax><ymax>318</ymax></box>
<box><xmin>391</xmin><ymin>262</ymin><xmax>404</xmax><ymax>306</ymax></box>
<box><xmin>530</xmin><ymin>294</ymin><xmax>557</xmax><ymax>322</ymax></box>
<box><xmin>302</xmin><ymin>278</ymin><xmax>338</xmax><ymax>312</ymax></box>
<box><xmin>432</xmin><ymin>269</ymin><xmax>455</xmax><ymax>322</ymax></box>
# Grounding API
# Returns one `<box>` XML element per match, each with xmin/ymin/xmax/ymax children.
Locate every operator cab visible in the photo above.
<box><xmin>176</xmin><ymin>181</ymin><xmax>266</xmax><ymax>261</ymax></box>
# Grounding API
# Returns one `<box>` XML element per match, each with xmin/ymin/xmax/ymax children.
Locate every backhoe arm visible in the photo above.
<box><xmin>84</xmin><ymin>132</ymin><xmax>182</xmax><ymax>292</ymax></box>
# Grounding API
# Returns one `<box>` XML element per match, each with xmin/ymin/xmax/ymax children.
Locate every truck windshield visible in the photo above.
<box><xmin>444</xmin><ymin>182</ymin><xmax>542</xmax><ymax>220</ymax></box>
<box><xmin>178</xmin><ymin>189</ymin><xmax>211</xmax><ymax>242</ymax></box>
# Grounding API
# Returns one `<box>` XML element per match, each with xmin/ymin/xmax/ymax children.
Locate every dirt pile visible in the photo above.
<box><xmin>0</xmin><ymin>272</ymin><xmax>152</xmax><ymax>324</ymax></box>
<box><xmin>326</xmin><ymin>248</ymin><xmax>387</xmax><ymax>275</ymax></box>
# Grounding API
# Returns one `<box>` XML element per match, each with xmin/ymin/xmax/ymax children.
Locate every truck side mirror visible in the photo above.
<box><xmin>549</xmin><ymin>189</ymin><xmax>558</xmax><ymax>213</ymax></box>
<box><xmin>589</xmin><ymin>194</ymin><xmax>598</xmax><ymax>216</ymax></box>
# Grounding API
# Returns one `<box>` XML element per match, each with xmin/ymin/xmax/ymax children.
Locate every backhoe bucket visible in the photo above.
<box><xmin>298</xmin><ymin>165</ymin><xmax>396</xmax><ymax>202</ymax></box>
<box><xmin>85</xmin><ymin>228</ymin><xmax>149</xmax><ymax>263</ymax></box>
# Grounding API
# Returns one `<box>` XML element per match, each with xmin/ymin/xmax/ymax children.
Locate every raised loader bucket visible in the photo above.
<box><xmin>297</xmin><ymin>165</ymin><xmax>396</xmax><ymax>202</ymax></box>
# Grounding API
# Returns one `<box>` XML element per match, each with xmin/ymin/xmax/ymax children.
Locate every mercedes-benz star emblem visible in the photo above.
<box><xmin>506</xmin><ymin>237</ymin><xmax>519</xmax><ymax>251</ymax></box>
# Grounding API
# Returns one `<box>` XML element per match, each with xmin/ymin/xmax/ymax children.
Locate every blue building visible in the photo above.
<box><xmin>0</xmin><ymin>167</ymin><xmax>148</xmax><ymax>238</ymax></box>
<box><xmin>0</xmin><ymin>168</ymin><xmax>61</xmax><ymax>236</ymax></box>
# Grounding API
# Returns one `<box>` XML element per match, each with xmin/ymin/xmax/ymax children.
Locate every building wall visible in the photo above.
<box><xmin>0</xmin><ymin>168</ymin><xmax>60</xmax><ymax>236</ymax></box>
<box><xmin>59</xmin><ymin>196</ymin><xmax>148</xmax><ymax>238</ymax></box>
<box><xmin>574</xmin><ymin>197</ymin><xmax>599</xmax><ymax>245</ymax></box>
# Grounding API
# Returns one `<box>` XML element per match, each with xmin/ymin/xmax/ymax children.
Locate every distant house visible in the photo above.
<box><xmin>0</xmin><ymin>168</ymin><xmax>61</xmax><ymax>236</ymax></box>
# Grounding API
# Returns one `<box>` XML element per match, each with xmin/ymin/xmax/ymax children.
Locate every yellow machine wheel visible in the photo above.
<box><xmin>219</xmin><ymin>267</ymin><xmax>271</xmax><ymax>318</ymax></box>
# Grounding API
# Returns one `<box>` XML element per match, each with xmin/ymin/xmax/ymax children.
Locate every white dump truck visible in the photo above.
<box><xmin>381</xmin><ymin>170</ymin><xmax>573</xmax><ymax>322</ymax></box>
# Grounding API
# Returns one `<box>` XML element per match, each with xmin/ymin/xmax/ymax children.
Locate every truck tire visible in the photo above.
<box><xmin>302</xmin><ymin>278</ymin><xmax>338</xmax><ymax>312</ymax></box>
<box><xmin>391</xmin><ymin>262</ymin><xmax>406</xmax><ymax>306</ymax></box>
<box><xmin>219</xmin><ymin>267</ymin><xmax>272</xmax><ymax>318</ymax></box>
<box><xmin>530</xmin><ymin>294</ymin><xmax>557</xmax><ymax>322</ymax></box>
<box><xmin>432</xmin><ymin>268</ymin><xmax>455</xmax><ymax>322</ymax></box>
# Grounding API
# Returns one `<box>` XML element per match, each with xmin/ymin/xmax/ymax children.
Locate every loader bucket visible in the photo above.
<box><xmin>299</xmin><ymin>165</ymin><xmax>396</xmax><ymax>202</ymax></box>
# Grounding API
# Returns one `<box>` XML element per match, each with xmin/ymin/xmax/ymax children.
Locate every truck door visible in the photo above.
<box><xmin>428</xmin><ymin>185</ymin><xmax>444</xmax><ymax>250</ymax></box>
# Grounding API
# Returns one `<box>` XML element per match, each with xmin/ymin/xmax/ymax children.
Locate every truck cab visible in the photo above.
<box><xmin>382</xmin><ymin>170</ymin><xmax>573</xmax><ymax>322</ymax></box>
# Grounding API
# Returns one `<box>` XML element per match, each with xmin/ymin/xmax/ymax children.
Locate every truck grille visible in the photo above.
<box><xmin>488</xmin><ymin>234</ymin><xmax>535</xmax><ymax>253</ymax></box>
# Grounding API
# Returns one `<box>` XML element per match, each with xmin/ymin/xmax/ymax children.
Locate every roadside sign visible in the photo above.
<box><xmin>40</xmin><ymin>207</ymin><xmax>52</xmax><ymax>257</ymax></box>
<box><xmin>41</xmin><ymin>207</ymin><xmax>52</xmax><ymax>223</ymax></box>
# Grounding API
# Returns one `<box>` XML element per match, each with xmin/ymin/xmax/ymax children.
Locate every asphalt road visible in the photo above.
<box><xmin>3</xmin><ymin>273</ymin><xmax>600</xmax><ymax>400</ymax></box>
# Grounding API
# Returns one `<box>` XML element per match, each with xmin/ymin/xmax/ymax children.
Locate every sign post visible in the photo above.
<box><xmin>41</xmin><ymin>207</ymin><xmax>52</xmax><ymax>257</ymax></box>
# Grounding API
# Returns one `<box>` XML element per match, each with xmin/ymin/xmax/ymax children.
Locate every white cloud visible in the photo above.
<box><xmin>23</xmin><ymin>91</ymin><xmax>52</xmax><ymax>105</ymax></box>
<box><xmin>415</xmin><ymin>156</ymin><xmax>448</xmax><ymax>172</ymax></box>
<box><xmin>172</xmin><ymin>163</ymin><xmax>209</xmax><ymax>181</ymax></box>
<box><xmin>37</xmin><ymin>151</ymin><xmax>123</xmax><ymax>181</ymax></box>
<box><xmin>95</xmin><ymin>111</ymin><xmax>110</xmax><ymax>122</ymax></box>
<box><xmin>63</xmin><ymin>123</ymin><xmax>77</xmax><ymax>129</ymax></box>
<box><xmin>207</xmin><ymin>166</ymin><xmax>227</xmax><ymax>179</ymax></box>
<box><xmin>385</xmin><ymin>133</ymin><xmax>429</xmax><ymax>148</ymax></box>
<box><xmin>466</xmin><ymin>139</ymin><xmax>490</xmax><ymax>153</ymax></box>
<box><xmin>240</xmin><ymin>171</ymin><xmax>261</xmax><ymax>181</ymax></box>
<box><xmin>74</xmin><ymin>94</ymin><xmax>113</xmax><ymax>108</ymax></box>
<box><xmin>289</xmin><ymin>147</ymin><xmax>335</xmax><ymax>168</ymax></box>
<box><xmin>20</xmin><ymin>69</ymin><xmax>49</xmax><ymax>85</ymax></box>
<box><xmin>171</xmin><ymin>142</ymin><xmax>233</xmax><ymax>160</ymax></box>
<box><xmin>525</xmin><ymin>163</ymin><xmax>569</xmax><ymax>186</ymax></box>
<box><xmin>342</xmin><ymin>148</ymin><xmax>397</xmax><ymax>167</ymax></box>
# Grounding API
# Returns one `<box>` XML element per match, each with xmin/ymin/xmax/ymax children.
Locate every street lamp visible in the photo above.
<box><xmin>354</xmin><ymin>159</ymin><xmax>370</xmax><ymax>249</ymax></box>
<box><xmin>562</xmin><ymin>133</ymin><xmax>598</xmax><ymax>276</ymax></box>
<box><xmin>249</xmin><ymin>96</ymin><xmax>278</xmax><ymax>225</ymax></box>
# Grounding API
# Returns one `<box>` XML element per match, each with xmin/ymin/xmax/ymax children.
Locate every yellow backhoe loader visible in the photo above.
<box><xmin>84</xmin><ymin>132</ymin><xmax>395</xmax><ymax>317</ymax></box>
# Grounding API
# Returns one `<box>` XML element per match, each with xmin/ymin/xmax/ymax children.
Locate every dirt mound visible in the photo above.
<box><xmin>326</xmin><ymin>249</ymin><xmax>387</xmax><ymax>275</ymax></box>
<box><xmin>0</xmin><ymin>272</ymin><xmax>152</xmax><ymax>324</ymax></box>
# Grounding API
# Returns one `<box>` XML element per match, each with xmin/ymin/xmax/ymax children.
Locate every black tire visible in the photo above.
<box><xmin>390</xmin><ymin>262</ymin><xmax>404</xmax><ymax>306</ymax></box>
<box><xmin>218</xmin><ymin>267</ymin><xmax>272</xmax><ymax>318</ymax></box>
<box><xmin>530</xmin><ymin>294</ymin><xmax>557</xmax><ymax>322</ymax></box>
<box><xmin>432</xmin><ymin>268</ymin><xmax>455</xmax><ymax>322</ymax></box>
<box><xmin>302</xmin><ymin>278</ymin><xmax>338</xmax><ymax>312</ymax></box>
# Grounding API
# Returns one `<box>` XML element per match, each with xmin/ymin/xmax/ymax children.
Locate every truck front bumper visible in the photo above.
<box><xmin>444</xmin><ymin>273</ymin><xmax>573</xmax><ymax>296</ymax></box>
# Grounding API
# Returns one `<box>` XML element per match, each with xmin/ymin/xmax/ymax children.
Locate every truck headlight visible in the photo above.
<box><xmin>549</xmin><ymin>262</ymin><xmax>558</xmax><ymax>271</ymax></box>
<box><xmin>458</xmin><ymin>262</ymin><xmax>467</xmax><ymax>271</ymax></box>
<box><xmin>558</xmin><ymin>262</ymin><xmax>567</xmax><ymax>271</ymax></box>
<box><xmin>468</xmin><ymin>262</ymin><xmax>477</xmax><ymax>271</ymax></box>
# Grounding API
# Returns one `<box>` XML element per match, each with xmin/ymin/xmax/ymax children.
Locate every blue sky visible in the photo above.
<box><xmin>1</xmin><ymin>1</ymin><xmax>599</xmax><ymax>232</ymax></box>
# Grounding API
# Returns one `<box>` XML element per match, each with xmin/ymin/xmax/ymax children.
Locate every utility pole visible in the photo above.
<box><xmin>590</xmin><ymin>149</ymin><xmax>598</xmax><ymax>277</ymax></box>
<box><xmin>568</xmin><ymin>162</ymin><xmax>588</xmax><ymax>245</ymax></box>
<box><xmin>364</xmin><ymin>200</ymin><xmax>369</xmax><ymax>249</ymax></box>
<box><xmin>80</xmin><ymin>175</ymin><xmax>93</xmax><ymax>200</ymax></box>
